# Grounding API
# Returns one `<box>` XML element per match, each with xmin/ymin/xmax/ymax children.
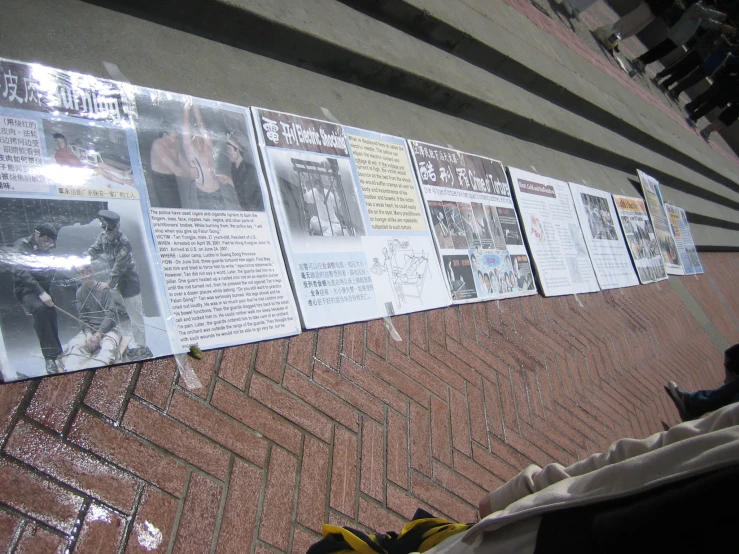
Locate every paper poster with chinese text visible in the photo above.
<box><xmin>637</xmin><ymin>170</ymin><xmax>684</xmax><ymax>275</ymax></box>
<box><xmin>664</xmin><ymin>203</ymin><xmax>703</xmax><ymax>275</ymax></box>
<box><xmin>569</xmin><ymin>183</ymin><xmax>639</xmax><ymax>290</ymax></box>
<box><xmin>252</xmin><ymin>108</ymin><xmax>450</xmax><ymax>328</ymax></box>
<box><xmin>0</xmin><ymin>58</ymin><xmax>173</xmax><ymax>382</ymax></box>
<box><xmin>132</xmin><ymin>90</ymin><xmax>300</xmax><ymax>351</ymax></box>
<box><xmin>408</xmin><ymin>140</ymin><xmax>536</xmax><ymax>303</ymax></box>
<box><xmin>507</xmin><ymin>167</ymin><xmax>599</xmax><ymax>297</ymax></box>
<box><xmin>612</xmin><ymin>195</ymin><xmax>668</xmax><ymax>284</ymax></box>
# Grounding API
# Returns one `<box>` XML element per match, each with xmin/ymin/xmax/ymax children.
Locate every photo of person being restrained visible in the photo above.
<box><xmin>0</xmin><ymin>198</ymin><xmax>171</xmax><ymax>382</ymax></box>
<box><xmin>135</xmin><ymin>92</ymin><xmax>264</xmax><ymax>212</ymax></box>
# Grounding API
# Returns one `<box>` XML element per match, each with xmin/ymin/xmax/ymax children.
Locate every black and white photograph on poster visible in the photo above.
<box><xmin>496</xmin><ymin>207</ymin><xmax>523</xmax><ymax>245</ymax></box>
<box><xmin>443</xmin><ymin>254</ymin><xmax>477</xmax><ymax>301</ymax></box>
<box><xmin>428</xmin><ymin>200</ymin><xmax>453</xmax><ymax>249</ymax></box>
<box><xmin>581</xmin><ymin>192</ymin><xmax>617</xmax><ymax>240</ymax></box>
<box><xmin>471</xmin><ymin>202</ymin><xmax>494</xmax><ymax>248</ymax></box>
<box><xmin>512</xmin><ymin>255</ymin><xmax>536</xmax><ymax>292</ymax></box>
<box><xmin>262</xmin><ymin>149</ymin><xmax>365</xmax><ymax>244</ymax></box>
<box><xmin>443</xmin><ymin>201</ymin><xmax>468</xmax><ymax>249</ymax></box>
<box><xmin>570</xmin><ymin>183</ymin><xmax>639</xmax><ymax>290</ymax></box>
<box><xmin>40</xmin><ymin>119</ymin><xmax>137</xmax><ymax>191</ymax></box>
<box><xmin>458</xmin><ymin>203</ymin><xmax>481</xmax><ymax>248</ymax></box>
<box><xmin>0</xmin><ymin>197</ymin><xmax>170</xmax><ymax>382</ymax></box>
<box><xmin>135</xmin><ymin>91</ymin><xmax>264</xmax><ymax>212</ymax></box>
<box><xmin>484</xmin><ymin>205</ymin><xmax>506</xmax><ymax>250</ymax></box>
<box><xmin>613</xmin><ymin>195</ymin><xmax>667</xmax><ymax>284</ymax></box>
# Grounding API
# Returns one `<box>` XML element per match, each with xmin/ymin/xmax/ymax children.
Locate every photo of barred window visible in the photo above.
<box><xmin>265</xmin><ymin>149</ymin><xmax>365</xmax><ymax>244</ymax></box>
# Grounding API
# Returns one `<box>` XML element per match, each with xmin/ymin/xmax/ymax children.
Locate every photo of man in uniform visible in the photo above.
<box><xmin>62</xmin><ymin>261</ymin><xmax>122</xmax><ymax>371</ymax></box>
<box><xmin>12</xmin><ymin>222</ymin><xmax>63</xmax><ymax>374</ymax></box>
<box><xmin>85</xmin><ymin>210</ymin><xmax>151</xmax><ymax>358</ymax></box>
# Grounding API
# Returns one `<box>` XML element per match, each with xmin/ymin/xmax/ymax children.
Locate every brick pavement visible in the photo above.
<box><xmin>1</xmin><ymin>253</ymin><xmax>738</xmax><ymax>552</ymax></box>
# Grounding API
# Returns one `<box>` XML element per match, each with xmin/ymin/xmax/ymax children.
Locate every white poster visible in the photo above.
<box><xmin>664</xmin><ymin>204</ymin><xmax>703</xmax><ymax>275</ymax></box>
<box><xmin>0</xmin><ymin>58</ymin><xmax>302</xmax><ymax>383</ymax></box>
<box><xmin>0</xmin><ymin>59</ymin><xmax>172</xmax><ymax>382</ymax></box>
<box><xmin>252</xmin><ymin>108</ymin><xmax>450</xmax><ymax>328</ymax></box>
<box><xmin>408</xmin><ymin>140</ymin><xmax>536</xmax><ymax>303</ymax></box>
<box><xmin>637</xmin><ymin>170</ymin><xmax>684</xmax><ymax>275</ymax></box>
<box><xmin>612</xmin><ymin>195</ymin><xmax>669</xmax><ymax>284</ymax></box>
<box><xmin>133</xmin><ymin>93</ymin><xmax>301</xmax><ymax>352</ymax></box>
<box><xmin>569</xmin><ymin>183</ymin><xmax>639</xmax><ymax>290</ymax></box>
<box><xmin>507</xmin><ymin>167</ymin><xmax>599</xmax><ymax>297</ymax></box>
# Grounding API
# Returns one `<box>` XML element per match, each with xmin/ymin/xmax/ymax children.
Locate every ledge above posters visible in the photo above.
<box><xmin>507</xmin><ymin>167</ymin><xmax>600</xmax><ymax>297</ymax></box>
<box><xmin>252</xmin><ymin>108</ymin><xmax>451</xmax><ymax>328</ymax></box>
<box><xmin>0</xmin><ymin>58</ymin><xmax>300</xmax><ymax>383</ymax></box>
<box><xmin>569</xmin><ymin>183</ymin><xmax>639</xmax><ymax>290</ymax></box>
<box><xmin>407</xmin><ymin>140</ymin><xmax>536</xmax><ymax>303</ymax></box>
<box><xmin>637</xmin><ymin>170</ymin><xmax>684</xmax><ymax>275</ymax></box>
<box><xmin>612</xmin><ymin>195</ymin><xmax>669</xmax><ymax>284</ymax></box>
<box><xmin>664</xmin><ymin>203</ymin><xmax>703</xmax><ymax>275</ymax></box>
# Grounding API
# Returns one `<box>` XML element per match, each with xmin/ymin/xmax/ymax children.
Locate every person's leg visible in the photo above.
<box><xmin>122</xmin><ymin>293</ymin><xmax>146</xmax><ymax>347</ymax></box>
<box><xmin>636</xmin><ymin>39</ymin><xmax>677</xmax><ymax>65</ymax></box>
<box><xmin>690</xmin><ymin>90</ymin><xmax>732</xmax><ymax>122</ymax></box>
<box><xmin>62</xmin><ymin>331</ymin><xmax>91</xmax><ymax>372</ymax></box>
<box><xmin>21</xmin><ymin>293</ymin><xmax>62</xmax><ymax>362</ymax></box>
<box><xmin>659</xmin><ymin>52</ymin><xmax>702</xmax><ymax>87</ymax></box>
<box><xmin>685</xmin><ymin>82</ymin><xmax>724</xmax><ymax>118</ymax></box>
<box><xmin>90</xmin><ymin>331</ymin><xmax>121</xmax><ymax>368</ymax></box>
<box><xmin>682</xmin><ymin>378</ymin><xmax>739</xmax><ymax>418</ymax></box>
<box><xmin>669</xmin><ymin>68</ymin><xmax>706</xmax><ymax>96</ymax></box>
<box><xmin>700</xmin><ymin>120</ymin><xmax>726</xmax><ymax>140</ymax></box>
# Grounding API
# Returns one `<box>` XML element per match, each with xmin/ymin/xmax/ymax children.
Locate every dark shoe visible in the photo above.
<box><xmin>666</xmin><ymin>381</ymin><xmax>690</xmax><ymax>421</ymax></box>
<box><xmin>685</xmin><ymin>117</ymin><xmax>697</xmax><ymax>127</ymax></box>
<box><xmin>125</xmin><ymin>346</ymin><xmax>153</xmax><ymax>362</ymax></box>
<box><xmin>45</xmin><ymin>358</ymin><xmax>61</xmax><ymax>374</ymax></box>
<box><xmin>631</xmin><ymin>58</ymin><xmax>645</xmax><ymax>73</ymax></box>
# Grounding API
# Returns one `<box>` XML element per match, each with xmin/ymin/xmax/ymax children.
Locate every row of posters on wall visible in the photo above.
<box><xmin>0</xmin><ymin>59</ymin><xmax>702</xmax><ymax>382</ymax></box>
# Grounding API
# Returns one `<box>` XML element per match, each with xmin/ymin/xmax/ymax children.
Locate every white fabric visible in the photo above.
<box><xmin>611</xmin><ymin>2</ymin><xmax>655</xmax><ymax>40</ymax></box>
<box><xmin>667</xmin><ymin>3</ymin><xmax>724</xmax><ymax>45</ymax></box>
<box><xmin>425</xmin><ymin>403</ymin><xmax>739</xmax><ymax>553</ymax></box>
<box><xmin>63</xmin><ymin>328</ymin><xmax>121</xmax><ymax>371</ymax></box>
<box><xmin>122</xmin><ymin>293</ymin><xmax>146</xmax><ymax>346</ymax></box>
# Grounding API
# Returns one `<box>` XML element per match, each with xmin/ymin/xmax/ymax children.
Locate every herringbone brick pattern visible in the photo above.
<box><xmin>0</xmin><ymin>255</ymin><xmax>737</xmax><ymax>553</ymax></box>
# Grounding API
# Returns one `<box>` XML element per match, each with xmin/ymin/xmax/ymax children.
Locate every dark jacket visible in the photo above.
<box><xmin>85</xmin><ymin>230</ymin><xmax>141</xmax><ymax>297</ymax></box>
<box><xmin>12</xmin><ymin>235</ymin><xmax>55</xmax><ymax>301</ymax></box>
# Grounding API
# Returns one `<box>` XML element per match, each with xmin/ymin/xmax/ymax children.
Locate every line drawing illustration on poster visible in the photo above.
<box><xmin>369</xmin><ymin>238</ymin><xmax>431</xmax><ymax>309</ymax></box>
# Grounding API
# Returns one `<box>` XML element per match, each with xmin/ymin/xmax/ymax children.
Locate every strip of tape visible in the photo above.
<box><xmin>102</xmin><ymin>61</ymin><xmax>131</xmax><ymax>84</ymax></box>
<box><xmin>573</xmin><ymin>293</ymin><xmax>584</xmax><ymax>308</ymax></box>
<box><xmin>322</xmin><ymin>106</ymin><xmax>403</xmax><ymax>343</ymax></box>
<box><xmin>383</xmin><ymin>317</ymin><xmax>403</xmax><ymax>342</ymax></box>
<box><xmin>320</xmin><ymin>107</ymin><xmax>341</xmax><ymax>124</ymax></box>
<box><xmin>174</xmin><ymin>353</ymin><xmax>203</xmax><ymax>390</ymax></box>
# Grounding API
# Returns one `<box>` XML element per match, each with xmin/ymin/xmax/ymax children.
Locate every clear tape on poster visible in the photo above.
<box><xmin>383</xmin><ymin>317</ymin><xmax>402</xmax><ymax>342</ymax></box>
<box><xmin>174</xmin><ymin>353</ymin><xmax>203</xmax><ymax>390</ymax></box>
